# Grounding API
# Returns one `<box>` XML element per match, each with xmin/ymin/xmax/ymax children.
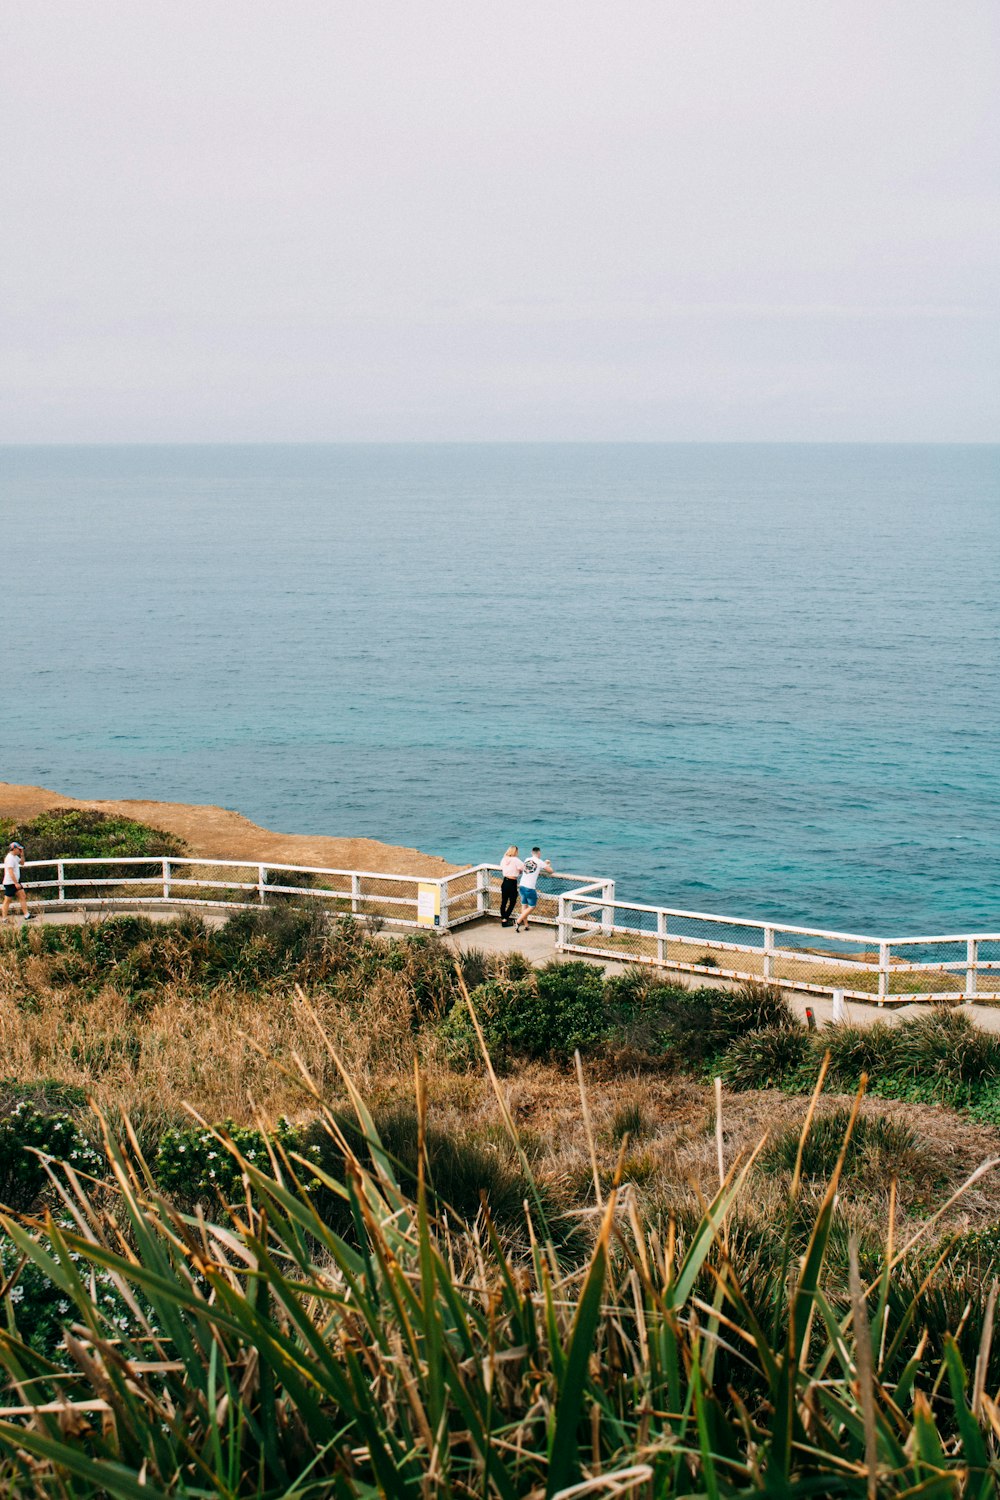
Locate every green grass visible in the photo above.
<box><xmin>0</xmin><ymin>807</ymin><xmax>186</xmax><ymax>862</ymax></box>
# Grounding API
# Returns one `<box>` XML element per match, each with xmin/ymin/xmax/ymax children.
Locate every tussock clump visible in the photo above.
<box><xmin>303</xmin><ymin>1103</ymin><xmax>574</xmax><ymax>1248</ymax></box>
<box><xmin>825</xmin><ymin>1008</ymin><xmax>1000</xmax><ymax>1109</ymax></box>
<box><xmin>608</xmin><ymin>1097</ymin><xmax>647</xmax><ymax>1144</ymax></box>
<box><xmin>719</xmin><ymin>979</ymin><xmax>797</xmax><ymax>1035</ymax></box>
<box><xmin>759</xmin><ymin>1107</ymin><xmax>946</xmax><ymax>1204</ymax></box>
<box><xmin>718</xmin><ymin>1023</ymin><xmax>811</xmax><ymax>1091</ymax></box>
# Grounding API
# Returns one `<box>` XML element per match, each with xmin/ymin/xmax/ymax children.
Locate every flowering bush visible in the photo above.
<box><xmin>155</xmin><ymin>1118</ymin><xmax>308</xmax><ymax>1205</ymax></box>
<box><xmin>0</xmin><ymin>1102</ymin><xmax>104</xmax><ymax>1213</ymax></box>
<box><xmin>0</xmin><ymin>1237</ymin><xmax>150</xmax><ymax>1356</ymax></box>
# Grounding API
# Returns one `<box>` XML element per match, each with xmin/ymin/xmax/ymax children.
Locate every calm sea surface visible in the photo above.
<box><xmin>2</xmin><ymin>444</ymin><xmax>998</xmax><ymax>933</ymax></box>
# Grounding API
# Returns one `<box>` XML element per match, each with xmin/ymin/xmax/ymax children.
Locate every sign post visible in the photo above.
<box><xmin>417</xmin><ymin>882</ymin><xmax>441</xmax><ymax>928</ymax></box>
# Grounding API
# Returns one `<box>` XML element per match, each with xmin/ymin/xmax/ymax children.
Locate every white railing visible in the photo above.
<box><xmin>20</xmin><ymin>856</ymin><xmax>469</xmax><ymax>932</ymax></box>
<box><xmin>554</xmin><ymin>887</ymin><xmax>1000</xmax><ymax>1005</ymax></box>
<box><xmin>16</xmin><ymin>857</ymin><xmax>1000</xmax><ymax>1003</ymax></box>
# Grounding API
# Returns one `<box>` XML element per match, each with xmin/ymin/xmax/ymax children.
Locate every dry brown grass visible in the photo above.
<box><xmin>408</xmin><ymin>1061</ymin><xmax>1000</xmax><ymax>1245</ymax></box>
<box><xmin>0</xmin><ymin>972</ymin><xmax>433</xmax><ymax>1125</ymax></box>
<box><xmin>3</xmin><ymin>920</ymin><xmax>1000</xmax><ymax>1250</ymax></box>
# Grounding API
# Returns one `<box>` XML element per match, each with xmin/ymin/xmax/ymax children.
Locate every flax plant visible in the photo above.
<box><xmin>0</xmin><ymin>1044</ymin><xmax>997</xmax><ymax>1496</ymax></box>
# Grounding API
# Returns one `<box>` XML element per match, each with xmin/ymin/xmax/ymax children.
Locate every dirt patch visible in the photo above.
<box><xmin>0</xmin><ymin>781</ymin><xmax>462</xmax><ymax>879</ymax></box>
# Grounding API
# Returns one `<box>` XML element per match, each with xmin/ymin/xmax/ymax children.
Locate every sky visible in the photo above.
<box><xmin>1</xmin><ymin>1</ymin><xmax>997</xmax><ymax>442</ymax></box>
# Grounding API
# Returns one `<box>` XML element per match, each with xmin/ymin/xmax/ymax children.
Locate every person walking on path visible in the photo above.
<box><xmin>515</xmin><ymin>846</ymin><xmax>553</xmax><ymax>932</ymax></box>
<box><xmin>499</xmin><ymin>845</ymin><xmax>523</xmax><ymax>926</ymax></box>
<box><xmin>2</xmin><ymin>841</ymin><xmax>33</xmax><ymax>923</ymax></box>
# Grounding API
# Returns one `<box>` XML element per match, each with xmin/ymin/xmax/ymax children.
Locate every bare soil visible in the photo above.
<box><xmin>0</xmin><ymin>781</ymin><xmax>461</xmax><ymax>878</ymax></box>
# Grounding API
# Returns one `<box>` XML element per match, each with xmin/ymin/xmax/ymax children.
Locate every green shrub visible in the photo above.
<box><xmin>442</xmin><ymin>960</ymin><xmax>609</xmax><ymax>1065</ymax></box>
<box><xmin>611</xmin><ymin>981</ymin><xmax>796</xmax><ymax>1072</ymax></box>
<box><xmin>0</xmin><ymin>1238</ymin><xmax>148</xmax><ymax>1357</ymax></box>
<box><xmin>0</xmin><ymin>1102</ymin><xmax>104</xmax><ymax>1212</ymax></box>
<box><xmin>0</xmin><ymin>808</ymin><xmax>186</xmax><ymax>863</ymax></box>
<box><xmin>205</xmin><ymin>905</ymin><xmax>331</xmax><ymax>986</ymax></box>
<box><xmin>718</xmin><ymin>1023</ymin><xmax>811</xmax><ymax>1091</ymax></box>
<box><xmin>155</xmin><ymin>1118</ymin><xmax>305</xmax><ymax>1206</ymax></box>
<box><xmin>86</xmin><ymin>914</ymin><xmax>161</xmax><ymax>963</ymax></box>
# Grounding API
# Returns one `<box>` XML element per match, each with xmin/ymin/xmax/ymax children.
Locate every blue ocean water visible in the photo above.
<box><xmin>2</xmin><ymin>443</ymin><xmax>998</xmax><ymax>933</ymax></box>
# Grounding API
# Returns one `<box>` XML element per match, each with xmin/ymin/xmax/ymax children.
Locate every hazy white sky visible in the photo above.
<box><xmin>1</xmin><ymin>1</ymin><xmax>997</xmax><ymax>441</ymax></box>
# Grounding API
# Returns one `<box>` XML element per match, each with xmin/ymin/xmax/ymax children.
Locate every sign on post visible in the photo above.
<box><xmin>417</xmin><ymin>882</ymin><xmax>441</xmax><ymax>927</ymax></box>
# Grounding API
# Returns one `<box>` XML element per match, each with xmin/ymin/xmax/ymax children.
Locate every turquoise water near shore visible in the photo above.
<box><xmin>3</xmin><ymin>443</ymin><xmax>998</xmax><ymax>932</ymax></box>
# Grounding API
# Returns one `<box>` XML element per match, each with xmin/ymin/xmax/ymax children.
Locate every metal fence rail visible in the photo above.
<box><xmin>20</xmin><ymin>856</ymin><xmax>463</xmax><ymax>930</ymax></box>
<box><xmin>554</xmin><ymin>887</ymin><xmax>1000</xmax><ymax>1004</ymax></box>
<box><xmin>15</xmin><ymin>856</ymin><xmax>999</xmax><ymax>1004</ymax></box>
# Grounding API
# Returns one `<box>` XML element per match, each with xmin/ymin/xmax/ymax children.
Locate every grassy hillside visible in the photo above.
<box><xmin>2</xmin><ymin>862</ymin><xmax>1000</xmax><ymax>1492</ymax></box>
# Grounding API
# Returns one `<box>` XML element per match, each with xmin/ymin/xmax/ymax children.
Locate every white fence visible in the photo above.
<box><xmin>18</xmin><ymin>855</ymin><xmax>489</xmax><ymax>931</ymax></box>
<box><xmin>554</xmin><ymin>888</ymin><xmax>1000</xmax><ymax>1005</ymax></box>
<box><xmin>16</xmin><ymin>857</ymin><xmax>1000</xmax><ymax>1004</ymax></box>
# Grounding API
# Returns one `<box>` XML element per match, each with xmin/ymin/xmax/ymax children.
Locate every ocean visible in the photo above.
<box><xmin>3</xmin><ymin>442</ymin><xmax>998</xmax><ymax>933</ymax></box>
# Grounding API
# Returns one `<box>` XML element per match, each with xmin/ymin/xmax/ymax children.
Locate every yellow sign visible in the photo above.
<box><xmin>417</xmin><ymin>882</ymin><xmax>441</xmax><ymax>927</ymax></box>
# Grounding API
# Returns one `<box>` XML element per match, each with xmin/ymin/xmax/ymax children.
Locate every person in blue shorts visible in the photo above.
<box><xmin>515</xmin><ymin>846</ymin><xmax>553</xmax><ymax>932</ymax></box>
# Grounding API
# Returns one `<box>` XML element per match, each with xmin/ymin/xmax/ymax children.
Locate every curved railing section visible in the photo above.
<box><xmin>17</xmin><ymin>857</ymin><xmax>1000</xmax><ymax>1005</ymax></box>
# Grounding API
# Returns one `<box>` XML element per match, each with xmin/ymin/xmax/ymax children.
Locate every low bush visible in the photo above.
<box><xmin>442</xmin><ymin>960</ymin><xmax>609</xmax><ymax>1065</ymax></box>
<box><xmin>206</xmin><ymin>904</ymin><xmax>332</xmax><ymax>985</ymax></box>
<box><xmin>155</xmin><ymin>1118</ymin><xmax>305</xmax><ymax>1207</ymax></box>
<box><xmin>0</xmin><ymin>1101</ymin><xmax>104</xmax><ymax>1213</ymax></box>
<box><xmin>0</xmin><ymin>807</ymin><xmax>186</xmax><ymax>863</ymax></box>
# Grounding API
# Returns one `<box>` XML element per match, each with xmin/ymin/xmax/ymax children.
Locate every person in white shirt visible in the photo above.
<box><xmin>499</xmin><ymin>845</ymin><xmax>524</xmax><ymax>926</ymax></box>
<box><xmin>515</xmin><ymin>846</ymin><xmax>553</xmax><ymax>932</ymax></box>
<box><xmin>2</xmin><ymin>841</ymin><xmax>33</xmax><ymax>922</ymax></box>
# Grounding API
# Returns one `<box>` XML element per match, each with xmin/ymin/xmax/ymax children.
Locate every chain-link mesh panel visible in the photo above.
<box><xmin>768</xmin><ymin>930</ymin><xmax>879</xmax><ymax>997</ymax></box>
<box><xmin>974</xmin><ymin>939</ymin><xmax>1000</xmax><ymax>996</ymax></box>
<box><xmin>440</xmin><ymin>869</ymin><xmax>482</xmax><ymax>927</ymax></box>
<box><xmin>564</xmin><ymin>904</ymin><xmax>659</xmax><ymax>963</ymax></box>
<box><xmin>886</xmin><ymin>940</ymin><xmax>967</xmax><ymax>998</ymax></box>
<box><xmin>662</xmin><ymin>914</ymin><xmax>766</xmax><ymax>977</ymax></box>
<box><xmin>173</xmin><ymin>862</ymin><xmax>262</xmax><ymax>906</ymax></box>
<box><xmin>562</xmin><ymin>906</ymin><xmax>770</xmax><ymax>976</ymax></box>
